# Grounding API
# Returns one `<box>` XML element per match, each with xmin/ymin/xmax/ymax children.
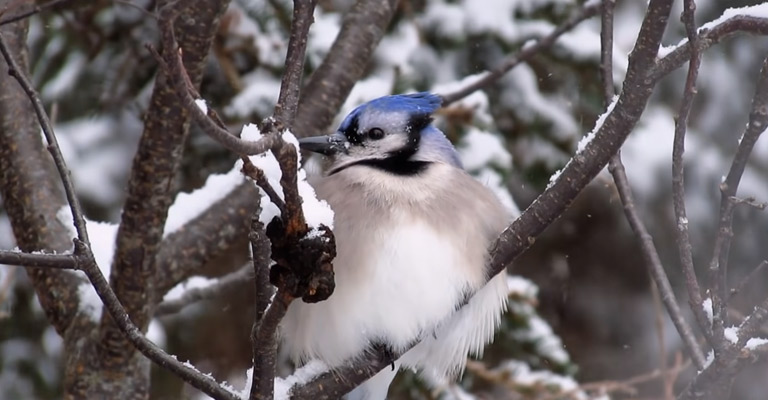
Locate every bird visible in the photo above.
<box><xmin>280</xmin><ymin>92</ymin><xmax>510</xmax><ymax>399</ymax></box>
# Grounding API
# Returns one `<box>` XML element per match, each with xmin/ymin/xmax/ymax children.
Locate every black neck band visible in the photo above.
<box><xmin>329</xmin><ymin>158</ymin><xmax>431</xmax><ymax>176</ymax></box>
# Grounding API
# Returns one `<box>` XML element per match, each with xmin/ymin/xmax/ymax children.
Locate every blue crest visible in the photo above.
<box><xmin>338</xmin><ymin>92</ymin><xmax>442</xmax><ymax>133</ymax></box>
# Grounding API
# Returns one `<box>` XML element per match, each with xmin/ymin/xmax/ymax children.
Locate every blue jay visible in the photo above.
<box><xmin>281</xmin><ymin>93</ymin><xmax>510</xmax><ymax>399</ymax></box>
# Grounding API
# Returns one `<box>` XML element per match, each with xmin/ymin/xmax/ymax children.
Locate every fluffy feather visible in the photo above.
<box><xmin>281</xmin><ymin>93</ymin><xmax>510</xmax><ymax>399</ymax></box>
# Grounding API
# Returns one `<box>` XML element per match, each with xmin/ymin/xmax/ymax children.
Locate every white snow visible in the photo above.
<box><xmin>700</xmin><ymin>4</ymin><xmax>768</xmax><ymax>33</ymax></box>
<box><xmin>226</xmin><ymin>70</ymin><xmax>282</xmax><ymax>118</ymax></box>
<box><xmin>659</xmin><ymin>4</ymin><xmax>768</xmax><ymax>58</ymax></box>
<box><xmin>501</xmin><ymin>65</ymin><xmax>580</xmax><ymax>142</ymax></box>
<box><xmin>507</xmin><ymin>275</ymin><xmax>538</xmax><ymax>298</ymax></box>
<box><xmin>496</xmin><ymin>360</ymin><xmax>584</xmax><ymax>397</ymax></box>
<box><xmin>432</xmin><ymin>74</ymin><xmax>494</xmax><ymax>125</ymax></box>
<box><xmin>458</xmin><ymin>128</ymin><xmax>512</xmax><ymax>171</ymax></box>
<box><xmin>163</xmin><ymin>276</ymin><xmax>218</xmax><ymax>303</ymax></box>
<box><xmin>164</xmin><ymin>167</ymin><xmax>245</xmax><ymax>237</ymax></box>
<box><xmin>195</xmin><ymin>99</ymin><xmax>208</xmax><ymax>114</ymax></box>
<box><xmin>374</xmin><ymin>21</ymin><xmax>421</xmax><ymax>75</ymax></box>
<box><xmin>577</xmin><ymin>94</ymin><xmax>619</xmax><ymax>154</ymax></box>
<box><xmin>56</xmin><ymin>207</ymin><xmax>118</xmax><ymax>321</ymax></box>
<box><xmin>239</xmin><ymin>124</ymin><xmax>335</xmax><ymax>229</ymax></box>
<box><xmin>234</xmin><ymin>360</ymin><xmax>328</xmax><ymax>400</ymax></box>
<box><xmin>273</xmin><ymin>360</ymin><xmax>328</xmax><ymax>400</ymax></box>
<box><xmin>506</xmin><ymin>275</ymin><xmax>571</xmax><ymax>365</ymax></box>
<box><xmin>147</xmin><ymin>319</ymin><xmax>167</xmax><ymax>349</ymax></box>
<box><xmin>746</xmin><ymin>337</ymin><xmax>768</xmax><ymax>350</ymax></box>
<box><xmin>306</xmin><ymin>9</ymin><xmax>341</xmax><ymax>67</ymax></box>
<box><xmin>42</xmin><ymin>52</ymin><xmax>86</xmax><ymax>100</ymax></box>
<box><xmin>724</xmin><ymin>326</ymin><xmax>740</xmax><ymax>344</ymax></box>
<box><xmin>702</xmin><ymin>297</ymin><xmax>713</xmax><ymax>324</ymax></box>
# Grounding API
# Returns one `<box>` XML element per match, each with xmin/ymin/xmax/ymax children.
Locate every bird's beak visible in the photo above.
<box><xmin>298</xmin><ymin>132</ymin><xmax>348</xmax><ymax>156</ymax></box>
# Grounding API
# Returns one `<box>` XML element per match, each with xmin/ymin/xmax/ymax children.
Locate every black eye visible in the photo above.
<box><xmin>368</xmin><ymin>128</ymin><xmax>385</xmax><ymax>140</ymax></box>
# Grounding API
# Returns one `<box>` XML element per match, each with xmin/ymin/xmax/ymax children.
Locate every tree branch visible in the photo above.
<box><xmin>272</xmin><ymin>0</ymin><xmax>317</xmax><ymax>129</ymax></box>
<box><xmin>149</xmin><ymin>7</ymin><xmax>280</xmax><ymax>156</ymax></box>
<box><xmin>0</xmin><ymin>0</ymin><xmax>73</xmax><ymax>27</ymax></box>
<box><xmin>670</xmin><ymin>0</ymin><xmax>715</xmax><ymax>350</ymax></box>
<box><xmin>73</xmin><ymin>240</ymin><xmax>240</xmax><ymax>400</ymax></box>
<box><xmin>96</xmin><ymin>0</ymin><xmax>231</xmax><ymax>394</ymax></box>
<box><xmin>441</xmin><ymin>0</ymin><xmax>602</xmax><ymax>106</ymax></box>
<box><xmin>0</xmin><ymin>29</ymin><xmax>89</xmax><ymax>245</ymax></box>
<box><xmin>651</xmin><ymin>15</ymin><xmax>768</xmax><ymax>83</ymax></box>
<box><xmin>609</xmin><ymin>157</ymin><xmax>707</xmax><ymax>369</ymax></box>
<box><xmin>0</xmin><ymin>251</ymin><xmax>79</xmax><ymax>270</ymax></box>
<box><xmin>292</xmin><ymin>0</ymin><xmax>399</xmax><ymax>137</ymax></box>
<box><xmin>601</xmin><ymin>0</ymin><xmax>705</xmax><ymax>370</ymax></box>
<box><xmin>0</xmin><ymin>8</ymin><xmax>82</xmax><ymax>335</ymax></box>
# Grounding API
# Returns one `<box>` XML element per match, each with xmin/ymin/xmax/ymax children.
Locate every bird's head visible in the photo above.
<box><xmin>299</xmin><ymin>92</ymin><xmax>462</xmax><ymax>175</ymax></box>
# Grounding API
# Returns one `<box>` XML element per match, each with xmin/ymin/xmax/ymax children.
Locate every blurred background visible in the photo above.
<box><xmin>1</xmin><ymin>0</ymin><xmax>767</xmax><ymax>398</ymax></box>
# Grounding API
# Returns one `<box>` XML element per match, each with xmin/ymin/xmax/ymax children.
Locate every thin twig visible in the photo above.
<box><xmin>651</xmin><ymin>16</ymin><xmax>768</xmax><ymax>83</ymax></box>
<box><xmin>671</xmin><ymin>0</ymin><xmax>714</xmax><ymax>346</ymax></box>
<box><xmin>250</xmin><ymin>216</ymin><xmax>273</xmax><ymax>325</ymax></box>
<box><xmin>272</xmin><ymin>0</ymin><xmax>318</xmax><ymax>129</ymax></box>
<box><xmin>729</xmin><ymin>260</ymin><xmax>768</xmax><ymax>301</ymax></box>
<box><xmin>649</xmin><ymin>280</ymin><xmax>674</xmax><ymax>400</ymax></box>
<box><xmin>716</xmin><ymin>52</ymin><xmax>768</xmax><ymax>301</ymax></box>
<box><xmin>678</xmin><ymin>53</ymin><xmax>768</xmax><ymax>400</ymax></box>
<box><xmin>250</xmin><ymin>289</ymin><xmax>291</xmax><ymax>400</ymax></box>
<box><xmin>0</xmin><ymin>0</ymin><xmax>71</xmax><ymax>27</ymax></box>
<box><xmin>725</xmin><ymin>54</ymin><xmax>768</xmax><ymax>345</ymax></box>
<box><xmin>149</xmin><ymin>5</ymin><xmax>280</xmax><ymax>156</ymax></box>
<box><xmin>608</xmin><ymin>157</ymin><xmax>706</xmax><ymax>368</ymax></box>
<box><xmin>293</xmin><ymin>0</ymin><xmax>399</xmax><ymax>137</ymax></box>
<box><xmin>247</xmin><ymin>1</ymin><xmax>318</xmax><ymax>398</ymax></box>
<box><xmin>248</xmin><ymin>215</ymin><xmax>274</xmax><ymax>400</ymax></box>
<box><xmin>0</xmin><ymin>251</ymin><xmax>79</xmax><ymax>270</ymax></box>
<box><xmin>440</xmin><ymin>0</ymin><xmax>602</xmax><ymax>105</ymax></box>
<box><xmin>0</xmin><ymin>31</ymin><xmax>90</xmax><ymax>246</ymax></box>
<box><xmin>72</xmin><ymin>240</ymin><xmax>240</xmax><ymax>400</ymax></box>
<box><xmin>241</xmin><ymin>158</ymin><xmax>286</xmax><ymax>216</ymax></box>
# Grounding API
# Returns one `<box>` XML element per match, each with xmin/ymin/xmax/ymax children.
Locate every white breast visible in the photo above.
<box><xmin>280</xmin><ymin>162</ymin><xmax>509</xmax><ymax>382</ymax></box>
<box><xmin>281</xmin><ymin>214</ymin><xmax>475</xmax><ymax>364</ymax></box>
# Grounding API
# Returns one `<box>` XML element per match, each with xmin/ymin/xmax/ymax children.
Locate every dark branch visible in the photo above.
<box><xmin>651</xmin><ymin>15</ymin><xmax>768</xmax><ymax>83</ymax></box>
<box><xmin>290</xmin><ymin>346</ymin><xmax>396</xmax><ymax>399</ymax></box>
<box><xmin>250</xmin><ymin>289</ymin><xmax>290</xmax><ymax>400</ymax></box>
<box><xmin>0</xmin><ymin>30</ymin><xmax>90</xmax><ymax>245</ymax></box>
<box><xmin>670</xmin><ymin>0</ymin><xmax>713</xmax><ymax>347</ymax></box>
<box><xmin>292</xmin><ymin>0</ymin><xmax>399</xmax><ymax>137</ymax></box>
<box><xmin>148</xmin><ymin>25</ymin><xmax>280</xmax><ymax>155</ymax></box>
<box><xmin>272</xmin><ymin>0</ymin><xmax>318</xmax><ymax>128</ymax></box>
<box><xmin>441</xmin><ymin>0</ymin><xmax>602</xmax><ymax>106</ymax></box>
<box><xmin>601</xmin><ymin>0</ymin><xmax>704</xmax><ymax>370</ymax></box>
<box><xmin>0</xmin><ymin>0</ymin><xmax>72</xmax><ymax>27</ymax></box>
<box><xmin>72</xmin><ymin>240</ymin><xmax>240</xmax><ymax>400</ymax></box>
<box><xmin>0</xmin><ymin>250</ymin><xmax>79</xmax><ymax>270</ymax></box>
<box><xmin>608</xmin><ymin>157</ymin><xmax>706</xmax><ymax>369</ymax></box>
<box><xmin>729</xmin><ymin>260</ymin><xmax>768</xmax><ymax>301</ymax></box>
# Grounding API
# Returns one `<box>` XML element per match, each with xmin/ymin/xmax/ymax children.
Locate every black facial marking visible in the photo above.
<box><xmin>329</xmin><ymin>158</ymin><xmax>431</xmax><ymax>176</ymax></box>
<box><xmin>341</xmin><ymin>114</ymin><xmax>362</xmax><ymax>144</ymax></box>
<box><xmin>407</xmin><ymin>113</ymin><xmax>433</xmax><ymax>135</ymax></box>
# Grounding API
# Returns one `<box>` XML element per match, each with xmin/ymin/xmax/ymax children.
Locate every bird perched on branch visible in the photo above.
<box><xmin>281</xmin><ymin>92</ymin><xmax>510</xmax><ymax>399</ymax></box>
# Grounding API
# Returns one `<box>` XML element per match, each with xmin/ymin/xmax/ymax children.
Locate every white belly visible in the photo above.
<box><xmin>280</xmin><ymin>216</ymin><xmax>478</xmax><ymax>367</ymax></box>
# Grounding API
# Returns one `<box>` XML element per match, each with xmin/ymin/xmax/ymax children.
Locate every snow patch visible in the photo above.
<box><xmin>164</xmin><ymin>168</ymin><xmax>245</xmax><ymax>237</ymax></box>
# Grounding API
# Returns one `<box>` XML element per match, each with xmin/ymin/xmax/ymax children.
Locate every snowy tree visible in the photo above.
<box><xmin>1</xmin><ymin>0</ymin><xmax>768</xmax><ymax>399</ymax></box>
